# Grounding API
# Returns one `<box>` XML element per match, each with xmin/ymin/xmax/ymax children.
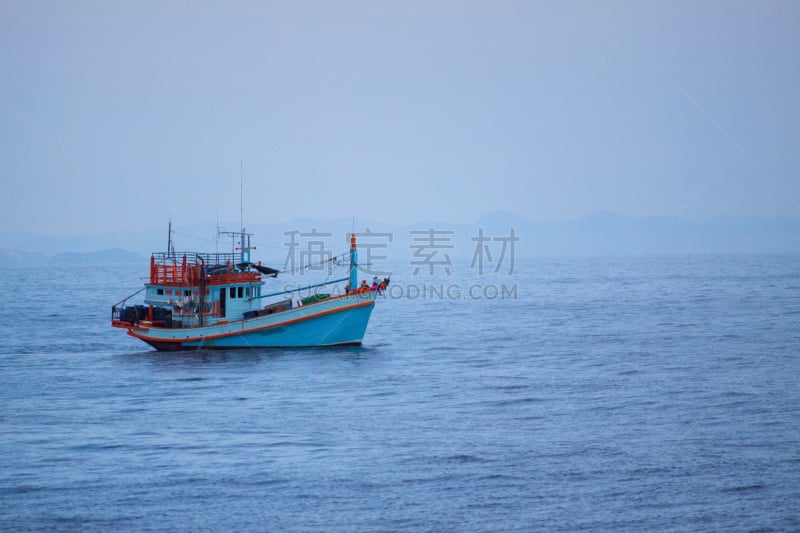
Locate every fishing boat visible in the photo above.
<box><xmin>111</xmin><ymin>229</ymin><xmax>384</xmax><ymax>350</ymax></box>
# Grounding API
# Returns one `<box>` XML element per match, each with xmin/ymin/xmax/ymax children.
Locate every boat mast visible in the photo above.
<box><xmin>215</xmin><ymin>209</ymin><xmax>220</xmax><ymax>254</ymax></box>
<box><xmin>350</xmin><ymin>233</ymin><xmax>358</xmax><ymax>292</ymax></box>
<box><xmin>167</xmin><ymin>219</ymin><xmax>175</xmax><ymax>258</ymax></box>
<box><xmin>240</xmin><ymin>158</ymin><xmax>243</xmax><ymax>240</ymax></box>
<box><xmin>217</xmin><ymin>160</ymin><xmax>254</xmax><ymax>265</ymax></box>
<box><xmin>239</xmin><ymin>158</ymin><xmax>250</xmax><ymax>264</ymax></box>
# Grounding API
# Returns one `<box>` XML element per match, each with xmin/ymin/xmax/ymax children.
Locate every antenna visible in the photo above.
<box><xmin>215</xmin><ymin>159</ymin><xmax>255</xmax><ymax>264</ymax></box>
<box><xmin>167</xmin><ymin>218</ymin><xmax>175</xmax><ymax>257</ymax></box>
<box><xmin>240</xmin><ymin>157</ymin><xmax>244</xmax><ymax>235</ymax></box>
<box><xmin>215</xmin><ymin>209</ymin><xmax>220</xmax><ymax>253</ymax></box>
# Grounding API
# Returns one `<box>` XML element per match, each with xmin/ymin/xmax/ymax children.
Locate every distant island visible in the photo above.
<box><xmin>1</xmin><ymin>212</ymin><xmax>799</xmax><ymax>266</ymax></box>
<box><xmin>0</xmin><ymin>248</ymin><xmax>146</xmax><ymax>267</ymax></box>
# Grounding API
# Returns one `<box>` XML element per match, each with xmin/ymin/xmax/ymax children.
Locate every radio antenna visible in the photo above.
<box><xmin>240</xmin><ymin>157</ymin><xmax>244</xmax><ymax>235</ymax></box>
<box><xmin>167</xmin><ymin>217</ymin><xmax>175</xmax><ymax>257</ymax></box>
<box><xmin>215</xmin><ymin>209</ymin><xmax>220</xmax><ymax>253</ymax></box>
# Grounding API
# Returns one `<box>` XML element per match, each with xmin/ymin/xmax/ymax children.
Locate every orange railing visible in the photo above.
<box><xmin>149</xmin><ymin>255</ymin><xmax>261</xmax><ymax>286</ymax></box>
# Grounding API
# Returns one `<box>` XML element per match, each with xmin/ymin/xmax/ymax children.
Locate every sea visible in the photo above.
<box><xmin>1</xmin><ymin>255</ymin><xmax>799</xmax><ymax>532</ymax></box>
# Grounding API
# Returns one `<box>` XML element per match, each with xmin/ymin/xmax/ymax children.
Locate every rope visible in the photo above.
<box><xmin>171</xmin><ymin>229</ymin><xmax>217</xmax><ymax>243</ymax></box>
<box><xmin>280</xmin><ymin>251</ymin><xmax>350</xmax><ymax>275</ymax></box>
<box><xmin>112</xmin><ymin>286</ymin><xmax>145</xmax><ymax>308</ymax></box>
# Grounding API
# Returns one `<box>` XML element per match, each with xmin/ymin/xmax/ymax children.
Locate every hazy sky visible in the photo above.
<box><xmin>1</xmin><ymin>0</ymin><xmax>798</xmax><ymax>237</ymax></box>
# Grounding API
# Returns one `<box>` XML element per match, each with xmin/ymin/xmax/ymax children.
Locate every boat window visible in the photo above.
<box><xmin>230</xmin><ymin>287</ymin><xmax>236</xmax><ymax>299</ymax></box>
<box><xmin>238</xmin><ymin>287</ymin><xmax>244</xmax><ymax>299</ymax></box>
<box><xmin>157</xmin><ymin>288</ymin><xmax>164</xmax><ymax>295</ymax></box>
<box><xmin>184</xmin><ymin>290</ymin><xmax>190</xmax><ymax>296</ymax></box>
<box><xmin>245</xmin><ymin>287</ymin><xmax>251</xmax><ymax>298</ymax></box>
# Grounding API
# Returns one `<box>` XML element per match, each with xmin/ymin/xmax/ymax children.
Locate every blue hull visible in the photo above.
<box><xmin>130</xmin><ymin>294</ymin><xmax>376</xmax><ymax>351</ymax></box>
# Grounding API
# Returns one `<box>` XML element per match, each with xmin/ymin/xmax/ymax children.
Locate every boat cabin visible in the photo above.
<box><xmin>132</xmin><ymin>251</ymin><xmax>271</xmax><ymax>328</ymax></box>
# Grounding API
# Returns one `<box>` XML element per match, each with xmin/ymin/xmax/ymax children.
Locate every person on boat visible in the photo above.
<box><xmin>380</xmin><ymin>277</ymin><xmax>390</xmax><ymax>291</ymax></box>
<box><xmin>345</xmin><ymin>281</ymin><xmax>350</xmax><ymax>295</ymax></box>
<box><xmin>360</xmin><ymin>279</ymin><xmax>369</xmax><ymax>290</ymax></box>
<box><xmin>371</xmin><ymin>276</ymin><xmax>379</xmax><ymax>291</ymax></box>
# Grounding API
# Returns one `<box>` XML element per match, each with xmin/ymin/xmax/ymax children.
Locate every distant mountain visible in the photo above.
<box><xmin>0</xmin><ymin>249</ymin><xmax>48</xmax><ymax>267</ymax></box>
<box><xmin>468</xmin><ymin>210</ymin><xmax>800</xmax><ymax>256</ymax></box>
<box><xmin>1</xmin><ymin>212</ymin><xmax>799</xmax><ymax>262</ymax></box>
<box><xmin>0</xmin><ymin>229</ymin><xmax>166</xmax><ymax>257</ymax></box>
<box><xmin>50</xmin><ymin>248</ymin><xmax>146</xmax><ymax>265</ymax></box>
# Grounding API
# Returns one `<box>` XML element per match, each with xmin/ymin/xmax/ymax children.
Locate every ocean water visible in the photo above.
<box><xmin>1</xmin><ymin>255</ymin><xmax>799</xmax><ymax>531</ymax></box>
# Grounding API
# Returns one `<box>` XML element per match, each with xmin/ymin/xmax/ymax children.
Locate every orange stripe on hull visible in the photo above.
<box><xmin>128</xmin><ymin>300</ymin><xmax>373</xmax><ymax>344</ymax></box>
